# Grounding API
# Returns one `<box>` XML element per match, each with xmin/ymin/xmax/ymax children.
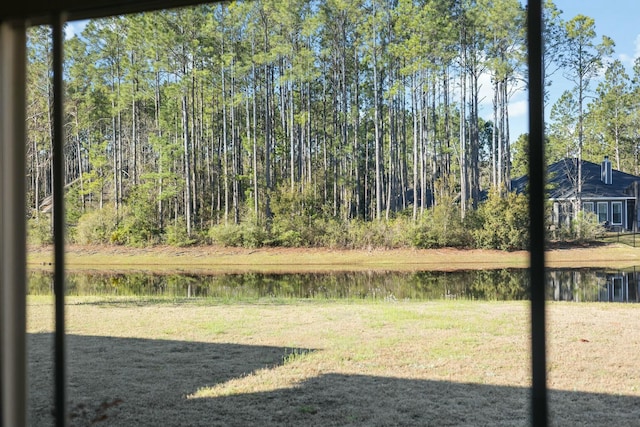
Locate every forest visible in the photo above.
<box><xmin>24</xmin><ymin>0</ymin><xmax>635</xmax><ymax>250</ymax></box>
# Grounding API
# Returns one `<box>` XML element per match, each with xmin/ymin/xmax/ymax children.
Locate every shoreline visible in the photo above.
<box><xmin>27</xmin><ymin>243</ymin><xmax>640</xmax><ymax>273</ymax></box>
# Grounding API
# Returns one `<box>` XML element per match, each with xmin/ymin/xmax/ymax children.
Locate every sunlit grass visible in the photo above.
<box><xmin>28</xmin><ymin>243</ymin><xmax>640</xmax><ymax>277</ymax></box>
<box><xmin>599</xmin><ymin>232</ymin><xmax>640</xmax><ymax>248</ymax></box>
<box><xmin>27</xmin><ymin>296</ymin><xmax>640</xmax><ymax>425</ymax></box>
<box><xmin>28</xmin><ymin>244</ymin><xmax>531</xmax><ymax>274</ymax></box>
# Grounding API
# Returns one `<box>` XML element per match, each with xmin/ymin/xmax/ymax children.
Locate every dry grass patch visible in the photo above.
<box><xmin>28</xmin><ymin>243</ymin><xmax>640</xmax><ymax>274</ymax></box>
<box><xmin>28</xmin><ymin>245</ymin><xmax>530</xmax><ymax>273</ymax></box>
<box><xmin>547</xmin><ymin>303</ymin><xmax>640</xmax><ymax>395</ymax></box>
<box><xmin>27</xmin><ymin>298</ymin><xmax>640</xmax><ymax>426</ymax></box>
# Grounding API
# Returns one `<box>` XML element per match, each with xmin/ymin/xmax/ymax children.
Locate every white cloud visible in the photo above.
<box><xmin>634</xmin><ymin>34</ymin><xmax>640</xmax><ymax>60</ymax></box>
<box><xmin>64</xmin><ymin>20</ymin><xmax>88</xmax><ymax>40</ymax></box>
<box><xmin>477</xmin><ymin>71</ymin><xmax>493</xmax><ymax>108</ymax></box>
<box><xmin>618</xmin><ymin>34</ymin><xmax>640</xmax><ymax>67</ymax></box>
<box><xmin>508</xmin><ymin>99</ymin><xmax>528</xmax><ymax>119</ymax></box>
<box><xmin>619</xmin><ymin>53</ymin><xmax>632</xmax><ymax>65</ymax></box>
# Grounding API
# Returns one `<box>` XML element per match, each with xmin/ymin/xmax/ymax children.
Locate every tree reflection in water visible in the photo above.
<box><xmin>27</xmin><ymin>267</ymin><xmax>640</xmax><ymax>302</ymax></box>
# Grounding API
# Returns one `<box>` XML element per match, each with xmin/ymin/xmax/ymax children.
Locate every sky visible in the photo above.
<box><xmin>505</xmin><ymin>0</ymin><xmax>640</xmax><ymax>139</ymax></box>
<box><xmin>64</xmin><ymin>21</ymin><xmax>85</xmax><ymax>40</ymax></box>
<box><xmin>65</xmin><ymin>1</ymin><xmax>639</xmax><ymax>142</ymax></box>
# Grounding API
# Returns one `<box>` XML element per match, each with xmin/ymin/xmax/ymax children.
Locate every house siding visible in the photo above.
<box><xmin>577</xmin><ymin>198</ymin><xmax>632</xmax><ymax>230</ymax></box>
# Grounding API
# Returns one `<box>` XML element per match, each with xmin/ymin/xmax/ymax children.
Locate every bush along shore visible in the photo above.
<box><xmin>29</xmin><ymin>190</ymin><xmax>545</xmax><ymax>251</ymax></box>
<box><xmin>30</xmin><ymin>189</ymin><xmax>609</xmax><ymax>252</ymax></box>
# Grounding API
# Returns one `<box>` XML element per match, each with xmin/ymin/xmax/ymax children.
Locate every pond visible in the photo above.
<box><xmin>27</xmin><ymin>267</ymin><xmax>640</xmax><ymax>302</ymax></box>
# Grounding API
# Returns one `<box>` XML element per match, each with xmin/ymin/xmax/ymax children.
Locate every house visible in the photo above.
<box><xmin>512</xmin><ymin>157</ymin><xmax>640</xmax><ymax>231</ymax></box>
<box><xmin>547</xmin><ymin>267</ymin><xmax>640</xmax><ymax>302</ymax></box>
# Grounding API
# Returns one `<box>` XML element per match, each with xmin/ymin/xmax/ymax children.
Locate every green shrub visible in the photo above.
<box><xmin>473</xmin><ymin>189</ymin><xmax>529</xmax><ymax>250</ymax></box>
<box><xmin>109</xmin><ymin>228</ymin><xmax>127</xmax><ymax>245</ymax></box>
<box><xmin>387</xmin><ymin>216</ymin><xmax>415</xmax><ymax>248</ymax></box>
<box><xmin>269</xmin><ymin>186</ymin><xmax>325</xmax><ymax>247</ymax></box>
<box><xmin>208</xmin><ymin>223</ymin><xmax>244</xmax><ymax>246</ymax></box>
<box><xmin>276</xmin><ymin>229</ymin><xmax>303</xmax><ymax>247</ymax></box>
<box><xmin>412</xmin><ymin>198</ymin><xmax>471</xmax><ymax>248</ymax></box>
<box><xmin>270</xmin><ymin>212</ymin><xmax>309</xmax><ymax>247</ymax></box>
<box><xmin>75</xmin><ymin>206</ymin><xmax>118</xmax><ymax>245</ymax></box>
<box><xmin>318</xmin><ymin>219</ymin><xmax>348</xmax><ymax>248</ymax></box>
<box><xmin>564</xmin><ymin>211</ymin><xmax>605</xmax><ymax>242</ymax></box>
<box><xmin>164</xmin><ymin>218</ymin><xmax>197</xmax><ymax>247</ymax></box>
<box><xmin>240</xmin><ymin>222</ymin><xmax>269</xmax><ymax>248</ymax></box>
<box><xmin>27</xmin><ymin>215</ymin><xmax>53</xmax><ymax>245</ymax></box>
<box><xmin>64</xmin><ymin>186</ymin><xmax>85</xmax><ymax>227</ymax></box>
<box><xmin>111</xmin><ymin>193</ymin><xmax>160</xmax><ymax>246</ymax></box>
<box><xmin>347</xmin><ymin>219</ymin><xmax>392</xmax><ymax>249</ymax></box>
<box><xmin>410</xmin><ymin>219</ymin><xmax>437</xmax><ymax>249</ymax></box>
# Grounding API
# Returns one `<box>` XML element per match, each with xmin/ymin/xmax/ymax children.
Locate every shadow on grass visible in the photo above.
<box><xmin>28</xmin><ymin>333</ymin><xmax>640</xmax><ymax>426</ymax></box>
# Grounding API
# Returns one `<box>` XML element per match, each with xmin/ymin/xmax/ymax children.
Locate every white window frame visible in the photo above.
<box><xmin>597</xmin><ymin>202</ymin><xmax>608</xmax><ymax>223</ymax></box>
<box><xmin>610</xmin><ymin>276</ymin><xmax>627</xmax><ymax>302</ymax></box>
<box><xmin>612</xmin><ymin>201</ymin><xmax>623</xmax><ymax>225</ymax></box>
<box><xmin>583</xmin><ymin>202</ymin><xmax>594</xmax><ymax>214</ymax></box>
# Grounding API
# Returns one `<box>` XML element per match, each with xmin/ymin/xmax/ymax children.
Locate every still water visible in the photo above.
<box><xmin>28</xmin><ymin>267</ymin><xmax>640</xmax><ymax>302</ymax></box>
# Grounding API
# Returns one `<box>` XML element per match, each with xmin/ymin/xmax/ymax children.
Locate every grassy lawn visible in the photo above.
<box><xmin>26</xmin><ymin>244</ymin><xmax>640</xmax><ymax>425</ymax></box>
<box><xmin>27</xmin><ymin>297</ymin><xmax>640</xmax><ymax>426</ymax></box>
<box><xmin>599</xmin><ymin>232</ymin><xmax>640</xmax><ymax>248</ymax></box>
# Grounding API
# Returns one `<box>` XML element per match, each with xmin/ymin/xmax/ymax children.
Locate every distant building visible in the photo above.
<box><xmin>512</xmin><ymin>157</ymin><xmax>640</xmax><ymax>231</ymax></box>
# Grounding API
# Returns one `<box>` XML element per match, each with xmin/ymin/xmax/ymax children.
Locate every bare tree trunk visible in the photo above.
<box><xmin>230</xmin><ymin>61</ymin><xmax>239</xmax><ymax>224</ymax></box>
<box><xmin>491</xmin><ymin>79</ymin><xmax>499</xmax><ymax>187</ymax></box>
<box><xmin>264</xmin><ymin>63</ymin><xmax>272</xmax><ymax>222</ymax></box>
<box><xmin>373</xmin><ymin>26</ymin><xmax>382</xmax><ymax>220</ymax></box>
<box><xmin>497</xmin><ymin>80</ymin><xmax>504</xmax><ymax>190</ymax></box>
<box><xmin>290</xmin><ymin>78</ymin><xmax>295</xmax><ymax>192</ymax></box>
<box><xmin>420</xmin><ymin>70</ymin><xmax>427</xmax><ymax>213</ymax></box>
<box><xmin>112</xmin><ymin>108</ymin><xmax>119</xmax><ymax>220</ymax></box>
<box><xmin>33</xmin><ymin>137</ymin><xmax>40</xmax><ymax>217</ymax></box>
<box><xmin>412</xmin><ymin>72</ymin><xmax>418</xmax><ymax>221</ymax></box>
<box><xmin>469</xmin><ymin>62</ymin><xmax>480</xmax><ymax>208</ymax></box>
<box><xmin>131</xmin><ymin>50</ymin><xmax>139</xmax><ymax>187</ymax></box>
<box><xmin>154</xmin><ymin>63</ymin><xmax>164</xmax><ymax>228</ymax></box>
<box><xmin>182</xmin><ymin>94</ymin><xmax>192</xmax><ymax>236</ymax></box>
<box><xmin>459</xmin><ymin>61</ymin><xmax>468</xmax><ymax>219</ymax></box>
<box><xmin>503</xmin><ymin>80</ymin><xmax>511</xmax><ymax>190</ymax></box>
<box><xmin>75</xmin><ymin>114</ymin><xmax>85</xmax><ymax>212</ymax></box>
<box><xmin>221</xmin><ymin>45</ymin><xmax>229</xmax><ymax>224</ymax></box>
<box><xmin>385</xmin><ymin>92</ymin><xmax>393</xmax><ymax>220</ymax></box>
<box><xmin>251</xmin><ymin>40</ymin><xmax>259</xmax><ymax>220</ymax></box>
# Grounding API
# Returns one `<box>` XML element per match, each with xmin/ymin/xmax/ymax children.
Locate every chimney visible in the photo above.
<box><xmin>601</xmin><ymin>156</ymin><xmax>612</xmax><ymax>184</ymax></box>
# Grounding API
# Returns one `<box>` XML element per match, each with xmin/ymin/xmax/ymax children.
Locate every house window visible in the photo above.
<box><xmin>608</xmin><ymin>276</ymin><xmax>627</xmax><ymax>302</ymax></box>
<box><xmin>612</xmin><ymin>201</ymin><xmax>623</xmax><ymax>225</ymax></box>
<box><xmin>597</xmin><ymin>202</ymin><xmax>608</xmax><ymax>223</ymax></box>
<box><xmin>583</xmin><ymin>202</ymin><xmax>594</xmax><ymax>214</ymax></box>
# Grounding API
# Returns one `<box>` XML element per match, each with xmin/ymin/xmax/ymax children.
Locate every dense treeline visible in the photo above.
<box><xmin>24</xmin><ymin>0</ymin><xmax>625</xmax><ymax>250</ymax></box>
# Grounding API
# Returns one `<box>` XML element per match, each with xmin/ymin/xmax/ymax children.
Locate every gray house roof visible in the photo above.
<box><xmin>512</xmin><ymin>158</ymin><xmax>640</xmax><ymax>200</ymax></box>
